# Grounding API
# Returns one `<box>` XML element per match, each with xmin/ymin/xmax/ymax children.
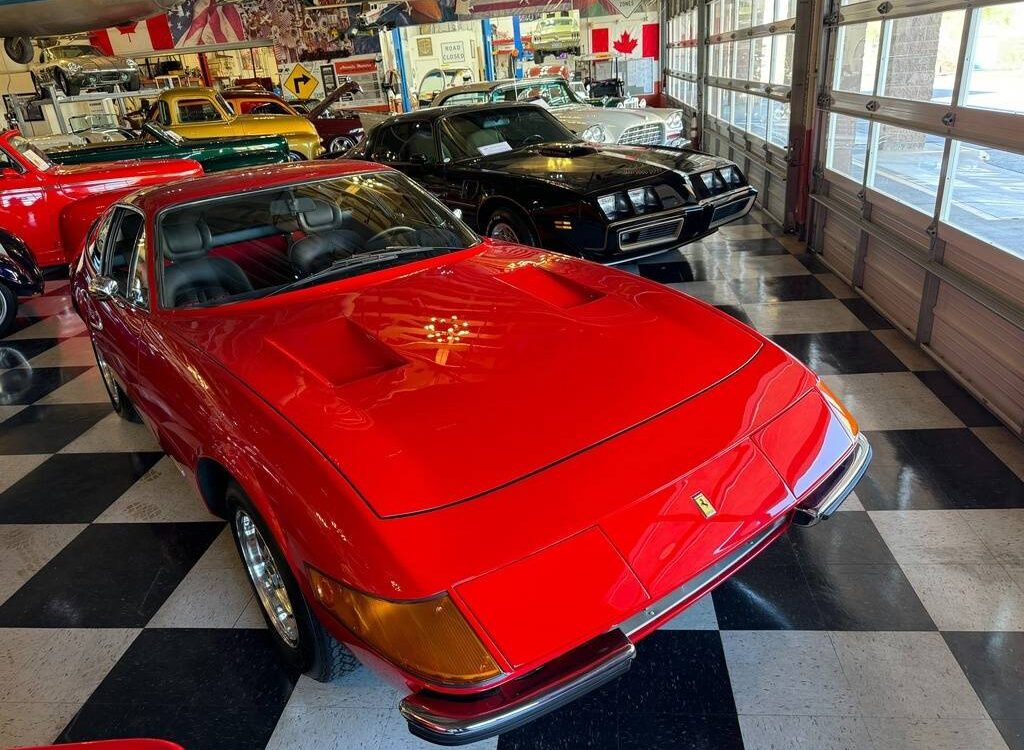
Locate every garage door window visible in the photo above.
<box><xmin>867</xmin><ymin>123</ymin><xmax>943</xmax><ymax>216</ymax></box>
<box><xmin>943</xmin><ymin>141</ymin><xmax>1024</xmax><ymax>257</ymax></box>
<box><xmin>881</xmin><ymin>11</ymin><xmax>965</xmax><ymax>105</ymax></box>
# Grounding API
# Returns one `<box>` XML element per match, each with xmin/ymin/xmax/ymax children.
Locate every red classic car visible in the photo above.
<box><xmin>70</xmin><ymin>161</ymin><xmax>870</xmax><ymax>745</ymax></box>
<box><xmin>222</xmin><ymin>82</ymin><xmax>369</xmax><ymax>154</ymax></box>
<box><xmin>0</xmin><ymin>129</ymin><xmax>202</xmax><ymax>332</ymax></box>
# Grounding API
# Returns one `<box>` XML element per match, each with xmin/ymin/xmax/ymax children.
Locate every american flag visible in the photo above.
<box><xmin>168</xmin><ymin>0</ymin><xmax>247</xmax><ymax>47</ymax></box>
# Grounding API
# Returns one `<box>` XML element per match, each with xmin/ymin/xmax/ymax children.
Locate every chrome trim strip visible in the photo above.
<box><xmin>619</xmin><ymin>515</ymin><xmax>788</xmax><ymax>637</ymax></box>
<box><xmin>792</xmin><ymin>433</ymin><xmax>872</xmax><ymax>526</ymax></box>
<box><xmin>400</xmin><ymin>630</ymin><xmax>635</xmax><ymax>746</ymax></box>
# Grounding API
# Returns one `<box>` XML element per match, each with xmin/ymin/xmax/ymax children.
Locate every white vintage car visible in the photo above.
<box><xmin>430</xmin><ymin>76</ymin><xmax>687</xmax><ymax>147</ymax></box>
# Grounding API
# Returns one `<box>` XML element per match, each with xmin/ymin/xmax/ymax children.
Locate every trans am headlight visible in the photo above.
<box><xmin>598</xmin><ymin>192</ymin><xmax>631</xmax><ymax>220</ymax></box>
<box><xmin>666</xmin><ymin>111</ymin><xmax>684</xmax><ymax>131</ymax></box>
<box><xmin>307</xmin><ymin>567</ymin><xmax>502</xmax><ymax>685</ymax></box>
<box><xmin>627</xmin><ymin>186</ymin><xmax>661</xmax><ymax>213</ymax></box>
<box><xmin>581</xmin><ymin>124</ymin><xmax>606</xmax><ymax>143</ymax></box>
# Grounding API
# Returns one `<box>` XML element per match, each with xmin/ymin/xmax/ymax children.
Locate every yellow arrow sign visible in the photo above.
<box><xmin>284</xmin><ymin>63</ymin><xmax>318</xmax><ymax>99</ymax></box>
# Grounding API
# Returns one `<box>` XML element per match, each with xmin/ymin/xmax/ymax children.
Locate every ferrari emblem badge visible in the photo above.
<box><xmin>692</xmin><ymin>492</ymin><xmax>717</xmax><ymax>519</ymax></box>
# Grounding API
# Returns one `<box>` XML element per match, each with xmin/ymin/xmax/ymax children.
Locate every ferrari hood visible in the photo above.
<box><xmin>181</xmin><ymin>244</ymin><xmax>763</xmax><ymax>517</ymax></box>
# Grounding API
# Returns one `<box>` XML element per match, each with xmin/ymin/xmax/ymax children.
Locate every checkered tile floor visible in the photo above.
<box><xmin>1</xmin><ymin>209</ymin><xmax>1022</xmax><ymax>750</ymax></box>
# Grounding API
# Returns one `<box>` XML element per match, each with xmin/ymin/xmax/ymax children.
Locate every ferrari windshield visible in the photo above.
<box><xmin>156</xmin><ymin>171</ymin><xmax>477</xmax><ymax>309</ymax></box>
<box><xmin>52</xmin><ymin>45</ymin><xmax>104</xmax><ymax>59</ymax></box>
<box><xmin>444</xmin><ymin>107</ymin><xmax>576</xmax><ymax>158</ymax></box>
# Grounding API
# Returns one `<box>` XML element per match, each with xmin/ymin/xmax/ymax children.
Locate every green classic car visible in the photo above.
<box><xmin>46</xmin><ymin>122</ymin><xmax>290</xmax><ymax>172</ymax></box>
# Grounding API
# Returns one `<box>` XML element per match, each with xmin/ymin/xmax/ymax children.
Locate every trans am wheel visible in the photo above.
<box><xmin>485</xmin><ymin>207</ymin><xmax>538</xmax><ymax>247</ymax></box>
<box><xmin>92</xmin><ymin>340</ymin><xmax>140</xmax><ymax>422</ymax></box>
<box><xmin>329</xmin><ymin>135</ymin><xmax>355</xmax><ymax>153</ymax></box>
<box><xmin>228</xmin><ymin>483</ymin><xmax>359</xmax><ymax>682</ymax></box>
<box><xmin>0</xmin><ymin>283</ymin><xmax>17</xmax><ymax>338</ymax></box>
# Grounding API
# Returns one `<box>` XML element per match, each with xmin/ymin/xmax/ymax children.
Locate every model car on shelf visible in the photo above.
<box><xmin>0</xmin><ymin>129</ymin><xmax>201</xmax><ymax>332</ymax></box>
<box><xmin>431</xmin><ymin>76</ymin><xmax>686</xmax><ymax>146</ymax></box>
<box><xmin>223</xmin><ymin>81</ymin><xmax>368</xmax><ymax>154</ymax></box>
<box><xmin>46</xmin><ymin>122</ymin><xmax>291</xmax><ymax>172</ymax></box>
<box><xmin>344</xmin><ymin>103</ymin><xmax>755</xmax><ymax>263</ymax></box>
<box><xmin>30</xmin><ymin>42</ymin><xmax>141</xmax><ymax>97</ymax></box>
<box><xmin>531</xmin><ymin>14</ymin><xmax>581</xmax><ymax>62</ymax></box>
<box><xmin>71</xmin><ymin>159</ymin><xmax>869</xmax><ymax>746</ymax></box>
<box><xmin>146</xmin><ymin>87</ymin><xmax>323</xmax><ymax>160</ymax></box>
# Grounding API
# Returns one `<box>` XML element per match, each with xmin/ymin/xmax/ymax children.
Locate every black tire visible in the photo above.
<box><xmin>485</xmin><ymin>206</ymin><xmax>538</xmax><ymax>247</ymax></box>
<box><xmin>91</xmin><ymin>339</ymin><xmax>141</xmax><ymax>422</ymax></box>
<box><xmin>55</xmin><ymin>70</ymin><xmax>80</xmax><ymax>97</ymax></box>
<box><xmin>4</xmin><ymin>36</ymin><xmax>33</xmax><ymax>65</ymax></box>
<box><xmin>0</xmin><ymin>283</ymin><xmax>17</xmax><ymax>338</ymax></box>
<box><xmin>227</xmin><ymin>483</ymin><xmax>358</xmax><ymax>682</ymax></box>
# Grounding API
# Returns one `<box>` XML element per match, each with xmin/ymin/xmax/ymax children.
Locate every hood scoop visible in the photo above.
<box><xmin>499</xmin><ymin>264</ymin><xmax>603</xmax><ymax>309</ymax></box>
<box><xmin>267</xmin><ymin>317</ymin><xmax>406</xmax><ymax>388</ymax></box>
<box><xmin>535</xmin><ymin>143</ymin><xmax>599</xmax><ymax>158</ymax></box>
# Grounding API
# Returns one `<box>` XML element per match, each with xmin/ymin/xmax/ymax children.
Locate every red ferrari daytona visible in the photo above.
<box><xmin>70</xmin><ymin>160</ymin><xmax>871</xmax><ymax>745</ymax></box>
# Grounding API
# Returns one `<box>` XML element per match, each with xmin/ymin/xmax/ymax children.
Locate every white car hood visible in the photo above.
<box><xmin>547</xmin><ymin>103</ymin><xmax>665</xmax><ymax>140</ymax></box>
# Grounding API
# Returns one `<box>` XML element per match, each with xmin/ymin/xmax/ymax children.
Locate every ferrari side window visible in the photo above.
<box><xmin>104</xmin><ymin>209</ymin><xmax>146</xmax><ymax>306</ymax></box>
<box><xmin>89</xmin><ymin>211</ymin><xmax>115</xmax><ymax>275</ymax></box>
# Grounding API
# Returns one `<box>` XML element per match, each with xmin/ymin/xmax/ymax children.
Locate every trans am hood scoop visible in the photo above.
<box><xmin>181</xmin><ymin>246</ymin><xmax>762</xmax><ymax>517</ymax></box>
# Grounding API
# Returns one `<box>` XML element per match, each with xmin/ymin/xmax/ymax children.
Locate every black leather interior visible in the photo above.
<box><xmin>287</xmin><ymin>199</ymin><xmax>366</xmax><ymax>274</ymax></box>
<box><xmin>161</xmin><ymin>214</ymin><xmax>254</xmax><ymax>308</ymax></box>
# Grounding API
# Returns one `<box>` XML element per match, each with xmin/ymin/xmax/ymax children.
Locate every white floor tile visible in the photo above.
<box><xmin>821</xmin><ymin>373</ymin><xmax>963</xmax><ymax>431</ymax></box>
<box><xmin>28</xmin><ymin>336</ymin><xmax>97</xmax><ymax>368</ymax></box>
<box><xmin>742</xmin><ymin>300</ymin><xmax>867</xmax><ymax>335</ymax></box>
<box><xmin>971</xmin><ymin>427</ymin><xmax>1024</xmax><ymax>482</ymax></box>
<box><xmin>36</xmin><ymin>367</ymin><xmax>110</xmax><ymax>404</ymax></box>
<box><xmin>0</xmin><ymin>701</ymin><xmax>79</xmax><ymax>749</ymax></box>
<box><xmin>901</xmin><ymin>563</ymin><xmax>1024</xmax><ymax>631</ymax></box>
<box><xmin>0</xmin><ymin>454</ymin><xmax>48</xmax><ymax>494</ymax></box>
<box><xmin>959</xmin><ymin>510</ymin><xmax>1024</xmax><ymax>566</ymax></box>
<box><xmin>60</xmin><ymin>412</ymin><xmax>161</xmax><ymax>453</ymax></box>
<box><xmin>871</xmin><ymin>330</ymin><xmax>940</xmax><ymax>371</ymax></box>
<box><xmin>266</xmin><ymin>705</ymin><xmax>390</xmax><ymax>750</ymax></box>
<box><xmin>95</xmin><ymin>456</ymin><xmax>215</xmax><ymax>523</ymax></box>
<box><xmin>865</xmin><ymin>717</ymin><xmax>1010</xmax><ymax>750</ymax></box>
<box><xmin>0</xmin><ymin>524</ymin><xmax>86</xmax><ymax>606</ymax></box>
<box><xmin>739</xmin><ymin>715</ymin><xmax>877</xmax><ymax>750</ymax></box>
<box><xmin>869</xmin><ymin>510</ymin><xmax>994</xmax><ymax>565</ymax></box>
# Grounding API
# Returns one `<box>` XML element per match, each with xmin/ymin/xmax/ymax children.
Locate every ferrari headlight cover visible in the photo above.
<box><xmin>308</xmin><ymin>567</ymin><xmax>502</xmax><ymax>685</ymax></box>
<box><xmin>581</xmin><ymin>124</ymin><xmax>606</xmax><ymax>143</ymax></box>
<box><xmin>818</xmin><ymin>380</ymin><xmax>860</xmax><ymax>437</ymax></box>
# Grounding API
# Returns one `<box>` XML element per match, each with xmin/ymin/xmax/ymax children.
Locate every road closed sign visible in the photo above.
<box><xmin>284</xmin><ymin>63</ymin><xmax>318</xmax><ymax>99</ymax></box>
<box><xmin>440</xmin><ymin>41</ymin><xmax>467</xmax><ymax>65</ymax></box>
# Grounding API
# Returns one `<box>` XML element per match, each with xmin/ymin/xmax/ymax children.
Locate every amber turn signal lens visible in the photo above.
<box><xmin>818</xmin><ymin>380</ymin><xmax>859</xmax><ymax>436</ymax></box>
<box><xmin>307</xmin><ymin>567</ymin><xmax>502</xmax><ymax>685</ymax></box>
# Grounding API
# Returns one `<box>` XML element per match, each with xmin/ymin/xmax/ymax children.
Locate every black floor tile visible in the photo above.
<box><xmin>497</xmin><ymin>706</ymin><xmax>618</xmax><ymax>750</ymax></box>
<box><xmin>59</xmin><ymin>629</ymin><xmax>298</xmax><ymax>750</ymax></box>
<box><xmin>3</xmin><ymin>316</ymin><xmax>44</xmax><ymax>337</ymax></box>
<box><xmin>730</xmin><ymin>275</ymin><xmax>834</xmax><ymax>303</ymax></box>
<box><xmin>0</xmin><ymin>338</ymin><xmax>60</xmax><ymax>363</ymax></box>
<box><xmin>915</xmin><ymin>370</ymin><xmax>1002</xmax><ymax>427</ymax></box>
<box><xmin>789</xmin><ymin>512</ymin><xmax>897</xmax><ymax>566</ymax></box>
<box><xmin>0</xmin><ymin>452</ymin><xmax>163</xmax><ymax>523</ymax></box>
<box><xmin>0</xmin><ymin>366</ymin><xmax>90</xmax><ymax>406</ymax></box>
<box><xmin>700</xmin><ymin>237</ymin><xmax>789</xmax><ymax>256</ymax></box>
<box><xmin>617</xmin><ymin>631</ymin><xmax>736</xmax><ymax>715</ymax></box>
<box><xmin>839</xmin><ymin>297</ymin><xmax>895</xmax><ymax>330</ymax></box>
<box><xmin>770</xmin><ymin>331</ymin><xmax>908</xmax><ymax>374</ymax></box>
<box><xmin>856</xmin><ymin>429</ymin><xmax>1024</xmax><ymax>510</ymax></box>
<box><xmin>943</xmin><ymin>632</ymin><xmax>1024</xmax><ymax>723</ymax></box>
<box><xmin>637</xmin><ymin>259</ymin><xmax>705</xmax><ymax>283</ymax></box>
<box><xmin>792</xmin><ymin>252</ymin><xmax>831</xmax><ymax>273</ymax></box>
<box><xmin>618</xmin><ymin>713</ymin><xmax>744</xmax><ymax>750</ymax></box>
<box><xmin>802</xmin><ymin>563</ymin><xmax>935</xmax><ymax>631</ymax></box>
<box><xmin>713</xmin><ymin>562</ymin><xmax>826</xmax><ymax>630</ymax></box>
<box><xmin>996</xmin><ymin>720</ymin><xmax>1024</xmax><ymax>750</ymax></box>
<box><xmin>0</xmin><ymin>404</ymin><xmax>109</xmax><ymax>454</ymax></box>
<box><xmin>0</xmin><ymin>522</ymin><xmax>222</xmax><ymax>627</ymax></box>
<box><xmin>714</xmin><ymin>304</ymin><xmax>753</xmax><ymax>326</ymax></box>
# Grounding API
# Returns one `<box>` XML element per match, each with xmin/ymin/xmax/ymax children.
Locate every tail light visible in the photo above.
<box><xmin>308</xmin><ymin>567</ymin><xmax>503</xmax><ymax>685</ymax></box>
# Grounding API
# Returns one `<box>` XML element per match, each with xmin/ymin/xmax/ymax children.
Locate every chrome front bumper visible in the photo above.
<box><xmin>792</xmin><ymin>433</ymin><xmax>872</xmax><ymax>526</ymax></box>
<box><xmin>400</xmin><ymin>434</ymin><xmax>871</xmax><ymax>745</ymax></box>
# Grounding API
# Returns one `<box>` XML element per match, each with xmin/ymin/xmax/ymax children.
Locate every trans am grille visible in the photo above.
<box><xmin>617</xmin><ymin>123</ymin><xmax>666</xmax><ymax>145</ymax></box>
<box><xmin>618</xmin><ymin>216</ymin><xmax>684</xmax><ymax>251</ymax></box>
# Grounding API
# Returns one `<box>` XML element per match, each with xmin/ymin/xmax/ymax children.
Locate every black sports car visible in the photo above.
<box><xmin>343</xmin><ymin>102</ymin><xmax>757</xmax><ymax>264</ymax></box>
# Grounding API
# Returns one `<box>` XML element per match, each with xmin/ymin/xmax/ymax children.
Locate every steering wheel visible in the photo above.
<box><xmin>366</xmin><ymin>226</ymin><xmax>417</xmax><ymax>250</ymax></box>
<box><xmin>522</xmin><ymin>134</ymin><xmax>545</xmax><ymax>145</ymax></box>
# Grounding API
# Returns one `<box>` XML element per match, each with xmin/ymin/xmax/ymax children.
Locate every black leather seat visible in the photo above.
<box><xmin>161</xmin><ymin>215</ymin><xmax>253</xmax><ymax>308</ymax></box>
<box><xmin>287</xmin><ymin>199</ymin><xmax>365</xmax><ymax>274</ymax></box>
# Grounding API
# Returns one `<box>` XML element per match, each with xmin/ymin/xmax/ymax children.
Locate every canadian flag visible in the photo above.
<box><xmin>590</xmin><ymin>22</ymin><xmax>659</xmax><ymax>59</ymax></box>
<box><xmin>90</xmin><ymin>16</ymin><xmax>175</xmax><ymax>56</ymax></box>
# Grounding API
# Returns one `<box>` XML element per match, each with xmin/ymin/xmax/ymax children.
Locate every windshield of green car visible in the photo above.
<box><xmin>443</xmin><ymin>106</ymin><xmax>576</xmax><ymax>158</ymax></box>
<box><xmin>8</xmin><ymin>135</ymin><xmax>53</xmax><ymax>171</ymax></box>
<box><xmin>490</xmin><ymin>79</ymin><xmax>585</xmax><ymax>108</ymax></box>
<box><xmin>52</xmin><ymin>45</ymin><xmax>104</xmax><ymax>60</ymax></box>
<box><xmin>156</xmin><ymin>171</ymin><xmax>478</xmax><ymax>309</ymax></box>
<box><xmin>144</xmin><ymin>123</ymin><xmax>185</xmax><ymax>145</ymax></box>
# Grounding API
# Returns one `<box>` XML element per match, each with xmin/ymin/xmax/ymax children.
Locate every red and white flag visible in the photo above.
<box><xmin>90</xmin><ymin>17</ymin><xmax>175</xmax><ymax>56</ymax></box>
<box><xmin>590</xmin><ymin>22</ymin><xmax>659</xmax><ymax>59</ymax></box>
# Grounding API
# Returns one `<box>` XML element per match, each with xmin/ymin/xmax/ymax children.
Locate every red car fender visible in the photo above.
<box><xmin>59</xmin><ymin>190</ymin><xmax>139</xmax><ymax>267</ymax></box>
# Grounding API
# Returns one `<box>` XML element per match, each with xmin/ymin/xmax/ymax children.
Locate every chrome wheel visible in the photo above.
<box><xmin>0</xmin><ymin>289</ymin><xmax>7</xmax><ymax>327</ymax></box>
<box><xmin>489</xmin><ymin>221</ymin><xmax>520</xmax><ymax>243</ymax></box>
<box><xmin>235</xmin><ymin>509</ymin><xmax>299</xmax><ymax>647</ymax></box>
<box><xmin>94</xmin><ymin>345</ymin><xmax>121</xmax><ymax>410</ymax></box>
<box><xmin>329</xmin><ymin>136</ymin><xmax>354</xmax><ymax>153</ymax></box>
<box><xmin>287</xmin><ymin>151</ymin><xmax>305</xmax><ymax>162</ymax></box>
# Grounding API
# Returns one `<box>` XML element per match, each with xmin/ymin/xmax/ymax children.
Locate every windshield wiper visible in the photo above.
<box><xmin>268</xmin><ymin>246</ymin><xmax>455</xmax><ymax>297</ymax></box>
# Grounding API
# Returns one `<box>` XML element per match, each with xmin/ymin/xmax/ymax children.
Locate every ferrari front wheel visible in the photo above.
<box><xmin>227</xmin><ymin>483</ymin><xmax>358</xmax><ymax>682</ymax></box>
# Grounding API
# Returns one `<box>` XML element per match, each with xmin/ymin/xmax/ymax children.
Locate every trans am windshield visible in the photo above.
<box><xmin>156</xmin><ymin>171</ymin><xmax>477</xmax><ymax>309</ymax></box>
<box><xmin>444</xmin><ymin>107</ymin><xmax>577</xmax><ymax>158</ymax></box>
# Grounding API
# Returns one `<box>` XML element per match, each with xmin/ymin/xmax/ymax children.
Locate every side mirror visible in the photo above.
<box><xmin>87</xmin><ymin>275</ymin><xmax>118</xmax><ymax>301</ymax></box>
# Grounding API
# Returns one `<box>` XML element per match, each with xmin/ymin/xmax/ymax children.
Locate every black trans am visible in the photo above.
<box><xmin>345</xmin><ymin>103</ymin><xmax>757</xmax><ymax>263</ymax></box>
